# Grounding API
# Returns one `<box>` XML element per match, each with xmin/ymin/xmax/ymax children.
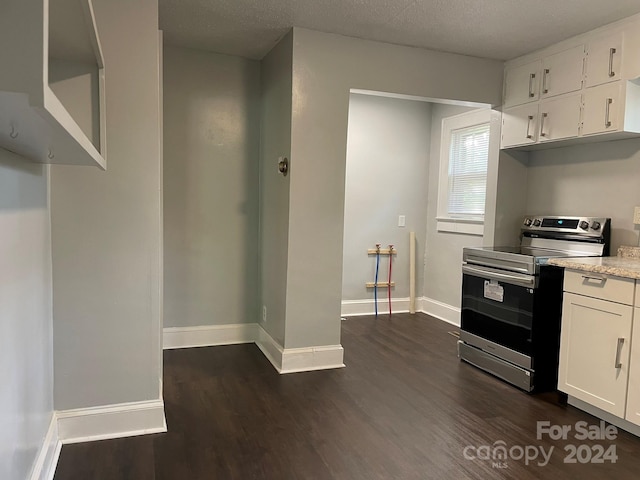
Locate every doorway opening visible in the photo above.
<box><xmin>340</xmin><ymin>90</ymin><xmax>495</xmax><ymax>320</ymax></box>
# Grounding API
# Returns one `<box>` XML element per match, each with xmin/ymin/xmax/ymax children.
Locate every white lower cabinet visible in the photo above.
<box><xmin>559</xmin><ymin>271</ymin><xmax>640</xmax><ymax>429</ymax></box>
<box><xmin>558</xmin><ymin>292</ymin><xmax>632</xmax><ymax>417</ymax></box>
<box><xmin>626</xmin><ymin>307</ymin><xmax>640</xmax><ymax>426</ymax></box>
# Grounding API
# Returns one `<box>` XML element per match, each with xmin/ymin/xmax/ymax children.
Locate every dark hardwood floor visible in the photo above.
<box><xmin>54</xmin><ymin>313</ymin><xmax>640</xmax><ymax>479</ymax></box>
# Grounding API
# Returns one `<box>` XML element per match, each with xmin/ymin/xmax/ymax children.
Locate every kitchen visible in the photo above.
<box><xmin>4</xmin><ymin>0</ymin><xmax>640</xmax><ymax>479</ymax></box>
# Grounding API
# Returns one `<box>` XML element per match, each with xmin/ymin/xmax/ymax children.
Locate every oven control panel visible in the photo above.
<box><xmin>522</xmin><ymin>216</ymin><xmax>610</xmax><ymax>236</ymax></box>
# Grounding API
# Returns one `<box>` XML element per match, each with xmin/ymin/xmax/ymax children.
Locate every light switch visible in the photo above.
<box><xmin>634</xmin><ymin>206</ymin><xmax>640</xmax><ymax>225</ymax></box>
<box><xmin>398</xmin><ymin>215</ymin><xmax>406</xmax><ymax>227</ymax></box>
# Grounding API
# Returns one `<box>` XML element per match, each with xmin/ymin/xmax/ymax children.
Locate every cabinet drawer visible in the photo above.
<box><xmin>636</xmin><ymin>286</ymin><xmax>640</xmax><ymax>306</ymax></box>
<box><xmin>564</xmin><ymin>270</ymin><xmax>635</xmax><ymax>305</ymax></box>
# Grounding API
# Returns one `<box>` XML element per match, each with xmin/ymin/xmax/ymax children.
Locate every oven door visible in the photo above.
<box><xmin>461</xmin><ymin>264</ymin><xmax>535</xmax><ymax>358</ymax></box>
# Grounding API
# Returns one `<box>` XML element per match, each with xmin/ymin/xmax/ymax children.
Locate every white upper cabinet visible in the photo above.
<box><xmin>540</xmin><ymin>45</ymin><xmax>585</xmax><ymax>98</ymax></box>
<box><xmin>501</xmin><ymin>103</ymin><xmax>539</xmax><ymax>148</ymax></box>
<box><xmin>0</xmin><ymin>0</ymin><xmax>106</xmax><ymax>169</ymax></box>
<box><xmin>500</xmin><ymin>13</ymin><xmax>640</xmax><ymax>151</ymax></box>
<box><xmin>585</xmin><ymin>31</ymin><xmax>624</xmax><ymax>87</ymax></box>
<box><xmin>537</xmin><ymin>94</ymin><xmax>582</xmax><ymax>142</ymax></box>
<box><xmin>503</xmin><ymin>61</ymin><xmax>541</xmax><ymax>107</ymax></box>
<box><xmin>582</xmin><ymin>81</ymin><xmax>640</xmax><ymax>137</ymax></box>
<box><xmin>582</xmin><ymin>82</ymin><xmax>622</xmax><ymax>135</ymax></box>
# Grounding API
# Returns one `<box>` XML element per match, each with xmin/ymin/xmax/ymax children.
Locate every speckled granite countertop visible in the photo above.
<box><xmin>548</xmin><ymin>252</ymin><xmax>640</xmax><ymax>280</ymax></box>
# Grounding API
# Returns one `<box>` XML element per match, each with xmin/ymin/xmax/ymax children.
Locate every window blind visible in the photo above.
<box><xmin>447</xmin><ymin>123</ymin><xmax>490</xmax><ymax>217</ymax></box>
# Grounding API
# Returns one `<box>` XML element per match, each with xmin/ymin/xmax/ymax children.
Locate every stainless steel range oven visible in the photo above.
<box><xmin>459</xmin><ymin>216</ymin><xmax>610</xmax><ymax>392</ymax></box>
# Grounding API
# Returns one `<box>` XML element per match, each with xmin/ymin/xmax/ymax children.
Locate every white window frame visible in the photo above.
<box><xmin>436</xmin><ymin>108</ymin><xmax>491</xmax><ymax>236</ymax></box>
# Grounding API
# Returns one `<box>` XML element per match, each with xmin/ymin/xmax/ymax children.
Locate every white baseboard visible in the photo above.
<box><xmin>341</xmin><ymin>296</ymin><xmax>461</xmax><ymax>327</ymax></box>
<box><xmin>255</xmin><ymin>325</ymin><xmax>284</xmax><ymax>371</ymax></box>
<box><xmin>30</xmin><ymin>413</ymin><xmax>62</xmax><ymax>480</ymax></box>
<box><xmin>281</xmin><ymin>345</ymin><xmax>345</xmax><ymax>374</ymax></box>
<box><xmin>56</xmin><ymin>399</ymin><xmax>167</xmax><ymax>444</ymax></box>
<box><xmin>255</xmin><ymin>325</ymin><xmax>345</xmax><ymax>374</ymax></box>
<box><xmin>419</xmin><ymin>297</ymin><xmax>461</xmax><ymax>327</ymax></box>
<box><xmin>164</xmin><ymin>322</ymin><xmax>345</xmax><ymax>376</ymax></box>
<box><xmin>163</xmin><ymin>323</ymin><xmax>258</xmax><ymax>349</ymax></box>
<box><xmin>341</xmin><ymin>297</ymin><xmax>412</xmax><ymax>316</ymax></box>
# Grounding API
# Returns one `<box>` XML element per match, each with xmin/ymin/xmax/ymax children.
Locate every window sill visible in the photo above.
<box><xmin>436</xmin><ymin>217</ymin><xmax>484</xmax><ymax>236</ymax></box>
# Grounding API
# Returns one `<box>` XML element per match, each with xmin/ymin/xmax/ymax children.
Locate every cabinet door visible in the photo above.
<box><xmin>538</xmin><ymin>94</ymin><xmax>582</xmax><ymax>142</ymax></box>
<box><xmin>541</xmin><ymin>45</ymin><xmax>585</xmax><ymax>98</ymax></box>
<box><xmin>585</xmin><ymin>31</ymin><xmax>623</xmax><ymax>88</ymax></box>
<box><xmin>504</xmin><ymin>60</ymin><xmax>541</xmax><ymax>107</ymax></box>
<box><xmin>501</xmin><ymin>103</ymin><xmax>539</xmax><ymax>148</ymax></box>
<box><xmin>558</xmin><ymin>293</ymin><xmax>632</xmax><ymax>417</ymax></box>
<box><xmin>582</xmin><ymin>82</ymin><xmax>622</xmax><ymax>135</ymax></box>
<box><xmin>625</xmin><ymin>307</ymin><xmax>640</xmax><ymax>426</ymax></box>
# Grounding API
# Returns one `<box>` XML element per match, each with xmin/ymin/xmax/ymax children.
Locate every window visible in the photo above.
<box><xmin>437</xmin><ymin>108</ymin><xmax>491</xmax><ymax>235</ymax></box>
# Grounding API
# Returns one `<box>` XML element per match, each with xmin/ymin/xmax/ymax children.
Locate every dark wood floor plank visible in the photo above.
<box><xmin>54</xmin><ymin>434</ymin><xmax>156</xmax><ymax>480</ymax></box>
<box><xmin>55</xmin><ymin>313</ymin><xmax>640</xmax><ymax>479</ymax></box>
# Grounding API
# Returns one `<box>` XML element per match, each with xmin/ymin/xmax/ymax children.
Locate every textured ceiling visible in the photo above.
<box><xmin>159</xmin><ymin>0</ymin><xmax>640</xmax><ymax>61</ymax></box>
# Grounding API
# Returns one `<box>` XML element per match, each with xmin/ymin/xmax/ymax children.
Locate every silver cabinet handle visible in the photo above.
<box><xmin>542</xmin><ymin>68</ymin><xmax>550</xmax><ymax>94</ymax></box>
<box><xmin>525</xmin><ymin>115</ymin><xmax>534</xmax><ymax>139</ymax></box>
<box><xmin>609</xmin><ymin>48</ymin><xmax>617</xmax><ymax>78</ymax></box>
<box><xmin>605</xmin><ymin>98</ymin><xmax>613</xmax><ymax>128</ymax></box>
<box><xmin>615</xmin><ymin>338</ymin><xmax>625</xmax><ymax>369</ymax></box>
<box><xmin>528</xmin><ymin>73</ymin><xmax>536</xmax><ymax>98</ymax></box>
<box><xmin>581</xmin><ymin>275</ymin><xmax>606</xmax><ymax>284</ymax></box>
<box><xmin>539</xmin><ymin>112</ymin><xmax>548</xmax><ymax>137</ymax></box>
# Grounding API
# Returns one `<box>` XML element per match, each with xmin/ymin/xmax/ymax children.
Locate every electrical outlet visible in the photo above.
<box><xmin>634</xmin><ymin>206</ymin><xmax>640</xmax><ymax>225</ymax></box>
<box><xmin>262</xmin><ymin>305</ymin><xmax>267</xmax><ymax>323</ymax></box>
<box><xmin>398</xmin><ymin>215</ymin><xmax>406</xmax><ymax>227</ymax></box>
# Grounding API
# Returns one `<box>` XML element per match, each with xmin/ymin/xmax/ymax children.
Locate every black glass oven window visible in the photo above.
<box><xmin>461</xmin><ymin>274</ymin><xmax>534</xmax><ymax>355</ymax></box>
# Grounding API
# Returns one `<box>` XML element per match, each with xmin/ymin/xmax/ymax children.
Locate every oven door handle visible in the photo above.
<box><xmin>462</xmin><ymin>265</ymin><xmax>535</xmax><ymax>287</ymax></box>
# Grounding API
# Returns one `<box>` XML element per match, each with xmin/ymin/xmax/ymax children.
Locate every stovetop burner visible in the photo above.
<box><xmin>469</xmin><ymin>246</ymin><xmax>589</xmax><ymax>261</ymax></box>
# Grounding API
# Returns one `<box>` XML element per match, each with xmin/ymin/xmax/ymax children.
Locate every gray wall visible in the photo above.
<box><xmin>163</xmin><ymin>46</ymin><xmax>260</xmax><ymax>328</ymax></box>
<box><xmin>0</xmin><ymin>154</ymin><xmax>53</xmax><ymax>480</ymax></box>
<box><xmin>526</xmin><ymin>138</ymin><xmax>640</xmax><ymax>250</ymax></box>
<box><xmin>51</xmin><ymin>0</ymin><xmax>162</xmax><ymax>409</ymax></box>
<box><xmin>283</xmin><ymin>27</ymin><xmax>503</xmax><ymax>349</ymax></box>
<box><xmin>342</xmin><ymin>93</ymin><xmax>431</xmax><ymax>301</ymax></box>
<box><xmin>423</xmin><ymin>104</ymin><xmax>486</xmax><ymax>309</ymax></box>
<box><xmin>491</xmin><ymin>150</ymin><xmax>530</xmax><ymax>247</ymax></box>
<box><xmin>259</xmin><ymin>31</ymin><xmax>293</xmax><ymax>346</ymax></box>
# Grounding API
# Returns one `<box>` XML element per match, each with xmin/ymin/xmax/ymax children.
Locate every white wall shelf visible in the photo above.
<box><xmin>0</xmin><ymin>0</ymin><xmax>106</xmax><ymax>169</ymax></box>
